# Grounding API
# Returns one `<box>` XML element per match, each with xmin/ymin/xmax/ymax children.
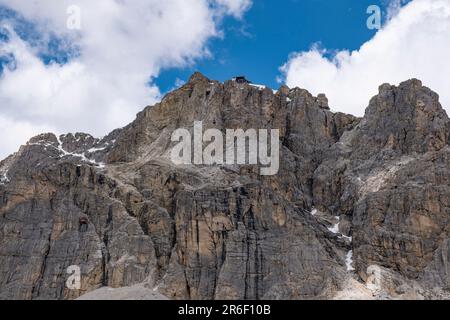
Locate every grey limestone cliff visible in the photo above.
<box><xmin>0</xmin><ymin>73</ymin><xmax>449</xmax><ymax>300</ymax></box>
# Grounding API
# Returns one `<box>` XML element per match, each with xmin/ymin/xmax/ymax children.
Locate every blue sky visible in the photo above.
<box><xmin>155</xmin><ymin>0</ymin><xmax>402</xmax><ymax>93</ymax></box>
<box><xmin>0</xmin><ymin>0</ymin><xmax>399</xmax><ymax>91</ymax></box>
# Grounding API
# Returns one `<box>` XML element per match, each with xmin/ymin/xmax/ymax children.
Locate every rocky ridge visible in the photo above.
<box><xmin>0</xmin><ymin>73</ymin><xmax>449</xmax><ymax>300</ymax></box>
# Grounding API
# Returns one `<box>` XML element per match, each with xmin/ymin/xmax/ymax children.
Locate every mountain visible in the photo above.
<box><xmin>0</xmin><ymin>73</ymin><xmax>449</xmax><ymax>300</ymax></box>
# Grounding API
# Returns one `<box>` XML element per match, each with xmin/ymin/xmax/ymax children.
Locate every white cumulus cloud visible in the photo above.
<box><xmin>0</xmin><ymin>0</ymin><xmax>252</xmax><ymax>160</ymax></box>
<box><xmin>280</xmin><ymin>0</ymin><xmax>450</xmax><ymax>117</ymax></box>
<box><xmin>214</xmin><ymin>0</ymin><xmax>253</xmax><ymax>18</ymax></box>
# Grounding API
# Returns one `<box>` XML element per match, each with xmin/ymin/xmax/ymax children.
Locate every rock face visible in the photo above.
<box><xmin>0</xmin><ymin>73</ymin><xmax>449</xmax><ymax>300</ymax></box>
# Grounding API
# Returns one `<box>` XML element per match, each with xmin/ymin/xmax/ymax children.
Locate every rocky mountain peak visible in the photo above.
<box><xmin>1</xmin><ymin>74</ymin><xmax>449</xmax><ymax>300</ymax></box>
<box><xmin>187</xmin><ymin>71</ymin><xmax>210</xmax><ymax>84</ymax></box>
<box><xmin>351</xmin><ymin>78</ymin><xmax>449</xmax><ymax>158</ymax></box>
<box><xmin>316</xmin><ymin>93</ymin><xmax>330</xmax><ymax>110</ymax></box>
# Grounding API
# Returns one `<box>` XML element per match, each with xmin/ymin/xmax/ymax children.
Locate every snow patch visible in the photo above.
<box><xmin>0</xmin><ymin>172</ymin><xmax>10</xmax><ymax>185</ymax></box>
<box><xmin>341</xmin><ymin>234</ymin><xmax>353</xmax><ymax>242</ymax></box>
<box><xmin>328</xmin><ymin>216</ymin><xmax>340</xmax><ymax>234</ymax></box>
<box><xmin>97</xmin><ymin>162</ymin><xmax>106</xmax><ymax>169</ymax></box>
<box><xmin>88</xmin><ymin>140</ymin><xmax>115</xmax><ymax>153</ymax></box>
<box><xmin>87</xmin><ymin>146</ymin><xmax>107</xmax><ymax>153</ymax></box>
<box><xmin>324</xmin><ymin>215</ymin><xmax>354</xmax><ymax>272</ymax></box>
<box><xmin>346</xmin><ymin>250</ymin><xmax>355</xmax><ymax>271</ymax></box>
<box><xmin>30</xmin><ymin>136</ymin><xmax>107</xmax><ymax>169</ymax></box>
<box><xmin>326</xmin><ymin>215</ymin><xmax>352</xmax><ymax>243</ymax></box>
<box><xmin>0</xmin><ymin>162</ymin><xmax>11</xmax><ymax>185</ymax></box>
<box><xmin>310</xmin><ymin>208</ymin><xmax>317</xmax><ymax>216</ymax></box>
<box><xmin>249</xmin><ymin>83</ymin><xmax>266</xmax><ymax>90</ymax></box>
